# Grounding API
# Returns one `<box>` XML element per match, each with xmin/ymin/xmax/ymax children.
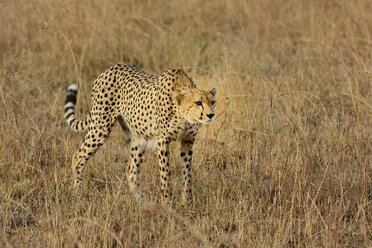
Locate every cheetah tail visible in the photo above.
<box><xmin>64</xmin><ymin>84</ymin><xmax>91</xmax><ymax>132</ymax></box>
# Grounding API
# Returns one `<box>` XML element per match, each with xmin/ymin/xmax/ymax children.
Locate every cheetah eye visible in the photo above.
<box><xmin>211</xmin><ymin>101</ymin><xmax>216</xmax><ymax>106</ymax></box>
<box><xmin>195</xmin><ymin>101</ymin><xmax>202</xmax><ymax>106</ymax></box>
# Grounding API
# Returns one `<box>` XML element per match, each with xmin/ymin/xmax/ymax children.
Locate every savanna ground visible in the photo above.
<box><xmin>0</xmin><ymin>0</ymin><xmax>371</xmax><ymax>247</ymax></box>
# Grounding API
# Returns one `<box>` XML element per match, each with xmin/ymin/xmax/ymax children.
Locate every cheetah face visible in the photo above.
<box><xmin>175</xmin><ymin>88</ymin><xmax>217</xmax><ymax>124</ymax></box>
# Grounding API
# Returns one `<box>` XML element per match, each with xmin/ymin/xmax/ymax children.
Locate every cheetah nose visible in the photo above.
<box><xmin>207</xmin><ymin>113</ymin><xmax>215</xmax><ymax>119</ymax></box>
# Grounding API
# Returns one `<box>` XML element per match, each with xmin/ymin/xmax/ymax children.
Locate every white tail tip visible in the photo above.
<box><xmin>68</xmin><ymin>84</ymin><xmax>78</xmax><ymax>91</ymax></box>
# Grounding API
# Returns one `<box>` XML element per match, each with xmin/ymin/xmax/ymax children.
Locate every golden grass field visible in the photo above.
<box><xmin>0</xmin><ymin>0</ymin><xmax>371</xmax><ymax>247</ymax></box>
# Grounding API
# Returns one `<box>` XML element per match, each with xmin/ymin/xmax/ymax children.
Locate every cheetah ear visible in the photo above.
<box><xmin>175</xmin><ymin>69</ymin><xmax>196</xmax><ymax>90</ymax></box>
<box><xmin>209</xmin><ymin>88</ymin><xmax>217</xmax><ymax>97</ymax></box>
<box><xmin>172</xmin><ymin>91</ymin><xmax>185</xmax><ymax>105</ymax></box>
<box><xmin>175</xmin><ymin>69</ymin><xmax>189</xmax><ymax>83</ymax></box>
<box><xmin>175</xmin><ymin>69</ymin><xmax>187</xmax><ymax>77</ymax></box>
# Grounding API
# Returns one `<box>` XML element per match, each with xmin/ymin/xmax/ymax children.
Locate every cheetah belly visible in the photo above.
<box><xmin>138</xmin><ymin>139</ymin><xmax>158</xmax><ymax>151</ymax></box>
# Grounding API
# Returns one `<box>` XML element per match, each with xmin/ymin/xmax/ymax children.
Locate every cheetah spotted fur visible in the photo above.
<box><xmin>64</xmin><ymin>64</ymin><xmax>216</xmax><ymax>206</ymax></box>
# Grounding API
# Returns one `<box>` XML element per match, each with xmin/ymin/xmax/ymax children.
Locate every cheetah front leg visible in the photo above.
<box><xmin>126</xmin><ymin>140</ymin><xmax>149</xmax><ymax>206</ymax></box>
<box><xmin>157</xmin><ymin>139</ymin><xmax>171</xmax><ymax>204</ymax></box>
<box><xmin>180</xmin><ymin>138</ymin><xmax>195</xmax><ymax>206</ymax></box>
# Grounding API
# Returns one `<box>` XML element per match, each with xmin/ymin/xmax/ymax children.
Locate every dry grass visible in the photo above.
<box><xmin>0</xmin><ymin>0</ymin><xmax>371</xmax><ymax>247</ymax></box>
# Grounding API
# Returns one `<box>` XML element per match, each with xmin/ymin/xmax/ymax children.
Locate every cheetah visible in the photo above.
<box><xmin>64</xmin><ymin>64</ymin><xmax>216</xmax><ymax>206</ymax></box>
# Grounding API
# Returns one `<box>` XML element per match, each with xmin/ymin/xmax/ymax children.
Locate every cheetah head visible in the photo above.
<box><xmin>174</xmin><ymin>88</ymin><xmax>217</xmax><ymax>124</ymax></box>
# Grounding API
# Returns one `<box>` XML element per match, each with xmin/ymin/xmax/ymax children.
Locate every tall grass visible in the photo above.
<box><xmin>0</xmin><ymin>0</ymin><xmax>371</xmax><ymax>246</ymax></box>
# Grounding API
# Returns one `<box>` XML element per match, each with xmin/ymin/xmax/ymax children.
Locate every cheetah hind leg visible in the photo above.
<box><xmin>71</xmin><ymin>122</ymin><xmax>113</xmax><ymax>192</ymax></box>
<box><xmin>118</xmin><ymin>116</ymin><xmax>132</xmax><ymax>164</ymax></box>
